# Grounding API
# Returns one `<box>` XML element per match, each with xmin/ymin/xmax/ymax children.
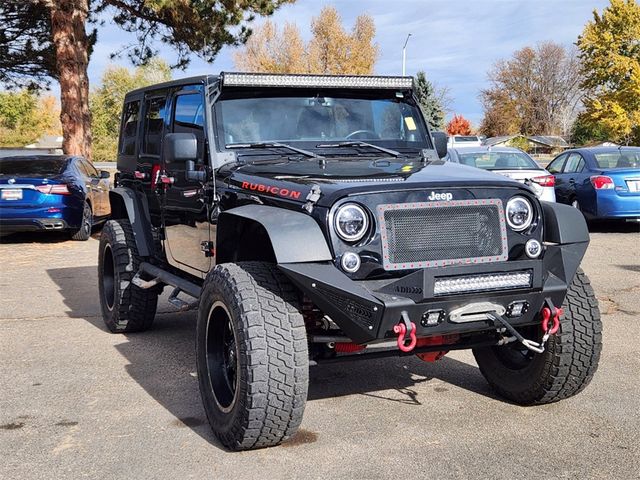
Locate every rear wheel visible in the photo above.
<box><xmin>98</xmin><ymin>219</ymin><xmax>159</xmax><ymax>333</ymax></box>
<box><xmin>70</xmin><ymin>202</ymin><xmax>92</xmax><ymax>241</ymax></box>
<box><xmin>473</xmin><ymin>269</ymin><xmax>602</xmax><ymax>405</ymax></box>
<box><xmin>196</xmin><ymin>262</ymin><xmax>308</xmax><ymax>450</ymax></box>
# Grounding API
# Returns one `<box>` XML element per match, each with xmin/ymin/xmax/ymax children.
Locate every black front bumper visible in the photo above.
<box><xmin>279</xmin><ymin>242</ymin><xmax>587</xmax><ymax>344</ymax></box>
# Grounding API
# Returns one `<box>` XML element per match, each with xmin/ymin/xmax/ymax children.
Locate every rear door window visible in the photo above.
<box><xmin>142</xmin><ymin>97</ymin><xmax>167</xmax><ymax>156</ymax></box>
<box><xmin>119</xmin><ymin>101</ymin><xmax>140</xmax><ymax>156</ymax></box>
<box><xmin>563</xmin><ymin>153</ymin><xmax>584</xmax><ymax>174</ymax></box>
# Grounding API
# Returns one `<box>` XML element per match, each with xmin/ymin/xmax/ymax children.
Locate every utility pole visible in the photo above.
<box><xmin>402</xmin><ymin>33</ymin><xmax>412</xmax><ymax>76</ymax></box>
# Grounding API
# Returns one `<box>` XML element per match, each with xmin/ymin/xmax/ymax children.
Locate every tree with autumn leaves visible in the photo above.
<box><xmin>447</xmin><ymin>114</ymin><xmax>472</xmax><ymax>136</ymax></box>
<box><xmin>233</xmin><ymin>6</ymin><xmax>378</xmax><ymax>75</ymax></box>
<box><xmin>577</xmin><ymin>0</ymin><xmax>640</xmax><ymax>145</ymax></box>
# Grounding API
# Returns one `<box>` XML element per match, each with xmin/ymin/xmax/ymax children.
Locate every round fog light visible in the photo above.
<box><xmin>525</xmin><ymin>239</ymin><xmax>542</xmax><ymax>258</ymax></box>
<box><xmin>341</xmin><ymin>252</ymin><xmax>361</xmax><ymax>273</ymax></box>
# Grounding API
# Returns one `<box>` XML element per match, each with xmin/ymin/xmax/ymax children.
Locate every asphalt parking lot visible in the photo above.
<box><xmin>1</xmin><ymin>224</ymin><xmax>639</xmax><ymax>479</ymax></box>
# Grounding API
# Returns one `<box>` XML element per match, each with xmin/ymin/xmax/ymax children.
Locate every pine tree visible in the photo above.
<box><xmin>413</xmin><ymin>71</ymin><xmax>445</xmax><ymax>130</ymax></box>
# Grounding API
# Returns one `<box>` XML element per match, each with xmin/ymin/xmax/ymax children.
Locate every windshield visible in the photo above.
<box><xmin>215</xmin><ymin>90</ymin><xmax>429</xmax><ymax>154</ymax></box>
<box><xmin>456</xmin><ymin>151</ymin><xmax>540</xmax><ymax>170</ymax></box>
<box><xmin>594</xmin><ymin>150</ymin><xmax>640</xmax><ymax>169</ymax></box>
<box><xmin>0</xmin><ymin>157</ymin><xmax>68</xmax><ymax>177</ymax></box>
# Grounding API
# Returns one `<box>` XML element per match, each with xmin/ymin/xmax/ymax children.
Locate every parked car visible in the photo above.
<box><xmin>547</xmin><ymin>147</ymin><xmax>640</xmax><ymax>221</ymax></box>
<box><xmin>447</xmin><ymin>135</ymin><xmax>482</xmax><ymax>148</ymax></box>
<box><xmin>446</xmin><ymin>146</ymin><xmax>556</xmax><ymax>202</ymax></box>
<box><xmin>0</xmin><ymin>155</ymin><xmax>111</xmax><ymax>240</ymax></box>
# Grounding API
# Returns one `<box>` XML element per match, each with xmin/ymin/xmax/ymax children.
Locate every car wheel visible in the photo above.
<box><xmin>98</xmin><ymin>219</ymin><xmax>159</xmax><ymax>333</ymax></box>
<box><xmin>197</xmin><ymin>261</ymin><xmax>308</xmax><ymax>450</ymax></box>
<box><xmin>472</xmin><ymin>269</ymin><xmax>602</xmax><ymax>405</ymax></box>
<box><xmin>70</xmin><ymin>202</ymin><xmax>92</xmax><ymax>241</ymax></box>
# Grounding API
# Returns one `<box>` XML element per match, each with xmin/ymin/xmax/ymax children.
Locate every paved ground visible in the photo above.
<box><xmin>1</xmin><ymin>224</ymin><xmax>639</xmax><ymax>479</ymax></box>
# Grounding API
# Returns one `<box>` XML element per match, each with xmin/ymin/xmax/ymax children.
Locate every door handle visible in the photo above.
<box><xmin>569</xmin><ymin>178</ymin><xmax>576</xmax><ymax>184</ymax></box>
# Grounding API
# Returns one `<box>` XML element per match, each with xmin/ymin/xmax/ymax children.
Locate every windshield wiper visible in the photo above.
<box><xmin>316</xmin><ymin>141</ymin><xmax>401</xmax><ymax>158</ymax></box>
<box><xmin>226</xmin><ymin>142</ymin><xmax>324</xmax><ymax>159</ymax></box>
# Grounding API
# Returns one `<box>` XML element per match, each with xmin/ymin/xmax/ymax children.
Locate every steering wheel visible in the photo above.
<box><xmin>345</xmin><ymin>129</ymin><xmax>380</xmax><ymax>140</ymax></box>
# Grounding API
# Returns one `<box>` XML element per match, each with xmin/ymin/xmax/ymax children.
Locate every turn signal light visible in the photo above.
<box><xmin>590</xmin><ymin>176</ymin><xmax>614</xmax><ymax>190</ymax></box>
<box><xmin>36</xmin><ymin>184</ymin><xmax>70</xmax><ymax>195</ymax></box>
<box><xmin>531</xmin><ymin>175</ymin><xmax>555</xmax><ymax>187</ymax></box>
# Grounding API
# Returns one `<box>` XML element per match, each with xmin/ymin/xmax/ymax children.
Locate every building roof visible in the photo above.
<box><xmin>483</xmin><ymin>134</ymin><xmax>570</xmax><ymax>148</ymax></box>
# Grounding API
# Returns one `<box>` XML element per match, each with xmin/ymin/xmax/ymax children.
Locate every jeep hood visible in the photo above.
<box><xmin>223</xmin><ymin>156</ymin><xmax>529</xmax><ymax>207</ymax></box>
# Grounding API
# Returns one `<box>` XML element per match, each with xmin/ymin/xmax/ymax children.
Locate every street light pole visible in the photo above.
<box><xmin>402</xmin><ymin>33</ymin><xmax>412</xmax><ymax>76</ymax></box>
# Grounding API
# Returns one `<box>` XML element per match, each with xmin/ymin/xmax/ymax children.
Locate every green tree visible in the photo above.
<box><xmin>0</xmin><ymin>90</ymin><xmax>61</xmax><ymax>147</ymax></box>
<box><xmin>90</xmin><ymin>58</ymin><xmax>171</xmax><ymax>162</ymax></box>
<box><xmin>414</xmin><ymin>71</ymin><xmax>444</xmax><ymax>130</ymax></box>
<box><xmin>0</xmin><ymin>1</ymin><xmax>59</xmax><ymax>90</ymax></box>
<box><xmin>577</xmin><ymin>0</ymin><xmax>640</xmax><ymax>145</ymax></box>
<box><xmin>0</xmin><ymin>0</ymin><xmax>293</xmax><ymax>160</ymax></box>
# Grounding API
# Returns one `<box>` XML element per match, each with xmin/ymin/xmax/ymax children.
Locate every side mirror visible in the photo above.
<box><xmin>163</xmin><ymin>133</ymin><xmax>198</xmax><ymax>164</ymax></box>
<box><xmin>99</xmin><ymin>170</ymin><xmax>110</xmax><ymax>179</ymax></box>
<box><xmin>432</xmin><ymin>131</ymin><xmax>448</xmax><ymax>158</ymax></box>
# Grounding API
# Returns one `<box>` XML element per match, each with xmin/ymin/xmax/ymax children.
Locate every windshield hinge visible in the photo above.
<box><xmin>302</xmin><ymin>184</ymin><xmax>322</xmax><ymax>214</ymax></box>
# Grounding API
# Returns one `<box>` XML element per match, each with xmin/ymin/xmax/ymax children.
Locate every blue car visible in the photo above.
<box><xmin>547</xmin><ymin>147</ymin><xmax>640</xmax><ymax>222</ymax></box>
<box><xmin>0</xmin><ymin>155</ymin><xmax>111</xmax><ymax>240</ymax></box>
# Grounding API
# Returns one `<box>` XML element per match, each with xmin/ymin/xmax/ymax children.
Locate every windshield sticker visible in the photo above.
<box><xmin>404</xmin><ymin>117</ymin><xmax>417</xmax><ymax>130</ymax></box>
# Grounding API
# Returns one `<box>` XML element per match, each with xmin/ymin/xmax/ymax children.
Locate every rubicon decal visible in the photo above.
<box><xmin>241</xmin><ymin>181</ymin><xmax>302</xmax><ymax>199</ymax></box>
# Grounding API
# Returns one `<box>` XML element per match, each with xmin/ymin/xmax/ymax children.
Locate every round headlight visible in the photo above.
<box><xmin>334</xmin><ymin>203</ymin><xmax>369</xmax><ymax>242</ymax></box>
<box><xmin>505</xmin><ymin>196</ymin><xmax>533</xmax><ymax>231</ymax></box>
<box><xmin>341</xmin><ymin>252</ymin><xmax>361</xmax><ymax>273</ymax></box>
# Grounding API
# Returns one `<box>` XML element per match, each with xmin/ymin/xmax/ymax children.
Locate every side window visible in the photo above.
<box><xmin>82</xmin><ymin>160</ymin><xmax>99</xmax><ymax>177</ymax></box>
<box><xmin>119</xmin><ymin>101</ymin><xmax>140</xmax><ymax>156</ymax></box>
<box><xmin>564</xmin><ymin>153</ymin><xmax>585</xmax><ymax>174</ymax></box>
<box><xmin>142</xmin><ymin>97</ymin><xmax>167</xmax><ymax>156</ymax></box>
<box><xmin>547</xmin><ymin>154</ymin><xmax>566</xmax><ymax>174</ymax></box>
<box><xmin>173</xmin><ymin>92</ymin><xmax>205</xmax><ymax>161</ymax></box>
<box><xmin>174</xmin><ymin>93</ymin><xmax>204</xmax><ymax>130</ymax></box>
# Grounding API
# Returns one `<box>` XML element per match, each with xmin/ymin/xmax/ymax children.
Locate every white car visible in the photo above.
<box><xmin>446</xmin><ymin>146</ymin><xmax>556</xmax><ymax>202</ymax></box>
<box><xmin>447</xmin><ymin>135</ymin><xmax>483</xmax><ymax>148</ymax></box>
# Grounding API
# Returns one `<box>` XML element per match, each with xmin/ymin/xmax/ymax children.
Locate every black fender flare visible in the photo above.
<box><xmin>108</xmin><ymin>187</ymin><xmax>154</xmax><ymax>257</ymax></box>
<box><xmin>216</xmin><ymin>205</ymin><xmax>332</xmax><ymax>264</ymax></box>
<box><xmin>541</xmin><ymin>201</ymin><xmax>589</xmax><ymax>244</ymax></box>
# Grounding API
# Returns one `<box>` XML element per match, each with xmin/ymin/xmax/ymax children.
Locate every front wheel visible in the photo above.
<box><xmin>473</xmin><ymin>269</ymin><xmax>602</xmax><ymax>405</ymax></box>
<box><xmin>196</xmin><ymin>262</ymin><xmax>308</xmax><ymax>450</ymax></box>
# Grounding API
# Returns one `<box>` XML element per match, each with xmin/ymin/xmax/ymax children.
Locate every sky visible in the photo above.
<box><xmin>86</xmin><ymin>0</ymin><xmax>611</xmax><ymax>126</ymax></box>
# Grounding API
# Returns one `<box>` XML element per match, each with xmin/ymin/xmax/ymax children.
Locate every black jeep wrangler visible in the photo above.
<box><xmin>98</xmin><ymin>73</ymin><xmax>601</xmax><ymax>450</ymax></box>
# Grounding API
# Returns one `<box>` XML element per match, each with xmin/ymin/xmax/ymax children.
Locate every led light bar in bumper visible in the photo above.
<box><xmin>221</xmin><ymin>72</ymin><xmax>414</xmax><ymax>89</ymax></box>
<box><xmin>433</xmin><ymin>271</ymin><xmax>532</xmax><ymax>296</ymax></box>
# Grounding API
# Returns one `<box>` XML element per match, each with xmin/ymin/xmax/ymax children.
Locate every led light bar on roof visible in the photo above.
<box><xmin>221</xmin><ymin>72</ymin><xmax>414</xmax><ymax>89</ymax></box>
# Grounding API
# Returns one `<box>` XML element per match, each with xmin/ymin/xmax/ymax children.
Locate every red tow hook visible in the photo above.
<box><xmin>541</xmin><ymin>305</ymin><xmax>562</xmax><ymax>335</ymax></box>
<box><xmin>394</xmin><ymin>313</ymin><xmax>417</xmax><ymax>352</ymax></box>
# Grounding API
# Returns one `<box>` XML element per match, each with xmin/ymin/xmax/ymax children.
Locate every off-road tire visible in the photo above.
<box><xmin>473</xmin><ymin>269</ymin><xmax>602</xmax><ymax>405</ymax></box>
<box><xmin>70</xmin><ymin>202</ymin><xmax>92</xmax><ymax>241</ymax></box>
<box><xmin>196</xmin><ymin>262</ymin><xmax>308</xmax><ymax>451</ymax></box>
<box><xmin>98</xmin><ymin>219</ymin><xmax>158</xmax><ymax>333</ymax></box>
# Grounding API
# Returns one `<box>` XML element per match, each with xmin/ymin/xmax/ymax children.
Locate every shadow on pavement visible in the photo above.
<box><xmin>46</xmin><ymin>264</ymin><xmax>497</xmax><ymax>449</ymax></box>
<box><xmin>0</xmin><ymin>223</ymin><xmax>104</xmax><ymax>244</ymax></box>
<box><xmin>588</xmin><ymin>220</ymin><xmax>640</xmax><ymax>234</ymax></box>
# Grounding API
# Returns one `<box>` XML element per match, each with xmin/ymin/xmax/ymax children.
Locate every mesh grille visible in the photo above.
<box><xmin>378</xmin><ymin>200</ymin><xmax>508</xmax><ymax>270</ymax></box>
